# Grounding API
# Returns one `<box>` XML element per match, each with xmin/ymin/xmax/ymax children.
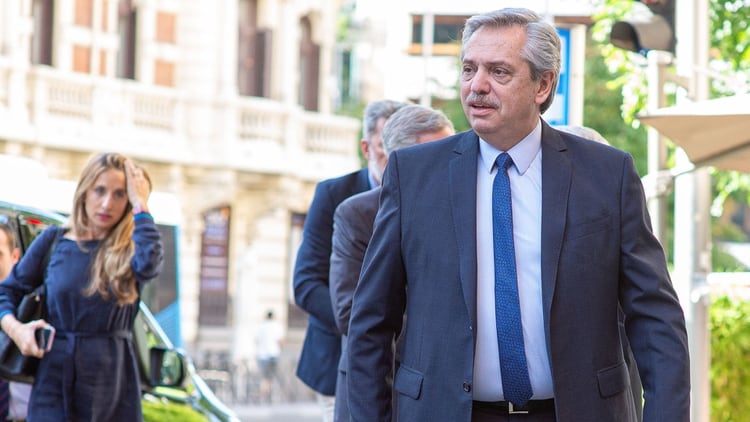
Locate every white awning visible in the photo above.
<box><xmin>638</xmin><ymin>94</ymin><xmax>750</xmax><ymax>173</ymax></box>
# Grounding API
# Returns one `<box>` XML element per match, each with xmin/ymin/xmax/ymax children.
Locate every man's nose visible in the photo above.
<box><xmin>470</xmin><ymin>68</ymin><xmax>490</xmax><ymax>94</ymax></box>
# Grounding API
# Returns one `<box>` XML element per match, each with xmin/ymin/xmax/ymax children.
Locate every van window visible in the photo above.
<box><xmin>16</xmin><ymin>213</ymin><xmax>59</xmax><ymax>253</ymax></box>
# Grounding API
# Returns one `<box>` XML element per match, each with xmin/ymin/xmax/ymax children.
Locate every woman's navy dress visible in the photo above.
<box><xmin>0</xmin><ymin>217</ymin><xmax>163</xmax><ymax>421</ymax></box>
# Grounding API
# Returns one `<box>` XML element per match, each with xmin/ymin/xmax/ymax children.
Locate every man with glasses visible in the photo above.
<box><xmin>0</xmin><ymin>219</ymin><xmax>30</xmax><ymax>422</ymax></box>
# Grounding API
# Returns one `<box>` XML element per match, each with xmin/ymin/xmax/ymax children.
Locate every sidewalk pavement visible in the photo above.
<box><xmin>231</xmin><ymin>401</ymin><xmax>322</xmax><ymax>422</ymax></box>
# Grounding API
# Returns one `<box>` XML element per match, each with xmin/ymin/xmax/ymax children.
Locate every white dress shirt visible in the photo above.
<box><xmin>472</xmin><ymin>120</ymin><xmax>554</xmax><ymax>401</ymax></box>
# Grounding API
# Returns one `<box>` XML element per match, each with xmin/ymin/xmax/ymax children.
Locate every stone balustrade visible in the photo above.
<box><xmin>0</xmin><ymin>61</ymin><xmax>360</xmax><ymax>181</ymax></box>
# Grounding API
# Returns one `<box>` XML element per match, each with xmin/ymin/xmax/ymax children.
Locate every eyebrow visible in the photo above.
<box><xmin>462</xmin><ymin>57</ymin><xmax>513</xmax><ymax>67</ymax></box>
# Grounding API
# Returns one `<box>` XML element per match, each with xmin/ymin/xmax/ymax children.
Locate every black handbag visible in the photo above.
<box><xmin>0</xmin><ymin>227</ymin><xmax>59</xmax><ymax>383</ymax></box>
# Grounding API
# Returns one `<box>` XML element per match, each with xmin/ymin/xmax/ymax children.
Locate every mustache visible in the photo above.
<box><xmin>465</xmin><ymin>93</ymin><xmax>499</xmax><ymax>108</ymax></box>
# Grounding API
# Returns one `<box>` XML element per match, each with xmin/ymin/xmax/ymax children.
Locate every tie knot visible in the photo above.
<box><xmin>496</xmin><ymin>153</ymin><xmax>513</xmax><ymax>173</ymax></box>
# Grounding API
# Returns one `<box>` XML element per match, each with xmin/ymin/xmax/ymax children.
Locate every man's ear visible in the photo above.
<box><xmin>11</xmin><ymin>248</ymin><xmax>20</xmax><ymax>264</ymax></box>
<box><xmin>360</xmin><ymin>139</ymin><xmax>371</xmax><ymax>160</ymax></box>
<box><xmin>535</xmin><ymin>70</ymin><xmax>556</xmax><ymax>106</ymax></box>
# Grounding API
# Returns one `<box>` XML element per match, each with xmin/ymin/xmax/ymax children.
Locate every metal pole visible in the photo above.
<box><xmin>420</xmin><ymin>13</ymin><xmax>434</xmax><ymax>107</ymax></box>
<box><xmin>673</xmin><ymin>0</ymin><xmax>711</xmax><ymax>420</ymax></box>
<box><xmin>646</xmin><ymin>51</ymin><xmax>670</xmax><ymax>246</ymax></box>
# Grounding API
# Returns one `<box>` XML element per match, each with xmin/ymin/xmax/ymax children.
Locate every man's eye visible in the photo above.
<box><xmin>461</xmin><ymin>66</ymin><xmax>475</xmax><ymax>79</ymax></box>
<box><xmin>492</xmin><ymin>68</ymin><xmax>507</xmax><ymax>78</ymax></box>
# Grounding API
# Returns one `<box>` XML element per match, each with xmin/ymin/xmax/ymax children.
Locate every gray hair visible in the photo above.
<box><xmin>362</xmin><ymin>100</ymin><xmax>406</xmax><ymax>140</ymax></box>
<box><xmin>555</xmin><ymin>125</ymin><xmax>610</xmax><ymax>145</ymax></box>
<box><xmin>382</xmin><ymin>104</ymin><xmax>454</xmax><ymax>155</ymax></box>
<box><xmin>461</xmin><ymin>8</ymin><xmax>561</xmax><ymax>114</ymax></box>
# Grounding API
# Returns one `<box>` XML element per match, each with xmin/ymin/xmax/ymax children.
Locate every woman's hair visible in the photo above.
<box><xmin>70</xmin><ymin>152</ymin><xmax>151</xmax><ymax>305</ymax></box>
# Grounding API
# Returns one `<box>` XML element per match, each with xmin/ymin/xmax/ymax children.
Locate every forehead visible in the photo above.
<box><xmin>0</xmin><ymin>229</ymin><xmax>10</xmax><ymax>249</ymax></box>
<box><xmin>416</xmin><ymin>127</ymin><xmax>454</xmax><ymax>144</ymax></box>
<box><xmin>462</xmin><ymin>25</ymin><xmax>527</xmax><ymax>62</ymax></box>
<box><xmin>91</xmin><ymin>168</ymin><xmax>126</xmax><ymax>187</ymax></box>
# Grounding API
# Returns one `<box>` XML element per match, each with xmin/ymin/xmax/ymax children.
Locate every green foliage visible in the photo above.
<box><xmin>336</xmin><ymin>101</ymin><xmax>366</xmax><ymax>124</ymax></box>
<box><xmin>432</xmin><ymin>97</ymin><xmax>470</xmax><ymax>133</ymax></box>
<box><xmin>709</xmin><ymin>0</ymin><xmax>750</xmax><ymax>74</ymax></box>
<box><xmin>712</xmin><ymin>244</ymin><xmax>749</xmax><ymax>273</ymax></box>
<box><xmin>142</xmin><ymin>395</ymin><xmax>209</xmax><ymax>422</ymax></box>
<box><xmin>590</xmin><ymin>1</ymin><xmax>649</xmax><ymax>125</ymax></box>
<box><xmin>582</xmin><ymin>37</ymin><xmax>649</xmax><ymax>176</ymax></box>
<box><xmin>712</xmin><ymin>218</ymin><xmax>749</xmax><ymax>243</ymax></box>
<box><xmin>336</xmin><ymin>0</ymin><xmax>356</xmax><ymax>42</ymax></box>
<box><xmin>592</xmin><ymin>0</ymin><xmax>750</xmax><ymax>265</ymax></box>
<box><xmin>710</xmin><ymin>296</ymin><xmax>750</xmax><ymax>422</ymax></box>
<box><xmin>711</xmin><ymin>171</ymin><xmax>750</xmax><ymax>222</ymax></box>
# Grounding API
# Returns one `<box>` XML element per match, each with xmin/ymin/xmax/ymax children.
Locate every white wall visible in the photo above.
<box><xmin>349</xmin><ymin>0</ymin><xmax>595</xmax><ymax>106</ymax></box>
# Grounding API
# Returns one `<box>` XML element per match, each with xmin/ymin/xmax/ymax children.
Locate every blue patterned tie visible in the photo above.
<box><xmin>492</xmin><ymin>153</ymin><xmax>533</xmax><ymax>407</ymax></box>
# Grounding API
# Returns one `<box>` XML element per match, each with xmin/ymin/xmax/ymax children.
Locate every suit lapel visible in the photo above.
<box><xmin>449</xmin><ymin>131</ymin><xmax>480</xmax><ymax>335</ymax></box>
<box><xmin>447</xmin><ymin>126</ymin><xmax>571</xmax><ymax>344</ymax></box>
<box><xmin>540</xmin><ymin>124</ymin><xmax>571</xmax><ymax>341</ymax></box>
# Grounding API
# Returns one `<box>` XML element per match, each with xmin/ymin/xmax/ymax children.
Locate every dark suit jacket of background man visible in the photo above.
<box><xmin>347</xmin><ymin>123</ymin><xmax>690</xmax><ymax>421</ymax></box>
<box><xmin>293</xmin><ymin>168</ymin><xmax>371</xmax><ymax>395</ymax></box>
<box><xmin>329</xmin><ymin>187</ymin><xmax>380</xmax><ymax>420</ymax></box>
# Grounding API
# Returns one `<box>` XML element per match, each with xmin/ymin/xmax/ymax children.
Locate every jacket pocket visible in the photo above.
<box><xmin>566</xmin><ymin>214</ymin><xmax>611</xmax><ymax>241</ymax></box>
<box><xmin>394</xmin><ymin>365</ymin><xmax>423</xmax><ymax>400</ymax></box>
<box><xmin>596</xmin><ymin>361</ymin><xmax>629</xmax><ymax>398</ymax></box>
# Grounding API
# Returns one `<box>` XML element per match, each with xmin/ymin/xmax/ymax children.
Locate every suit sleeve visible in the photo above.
<box><xmin>347</xmin><ymin>155</ymin><xmax>407</xmax><ymax>422</ymax></box>
<box><xmin>329</xmin><ymin>202</ymin><xmax>369</xmax><ymax>335</ymax></box>
<box><xmin>617</xmin><ymin>154</ymin><xmax>690</xmax><ymax>421</ymax></box>
<box><xmin>293</xmin><ymin>181</ymin><xmax>339</xmax><ymax>332</ymax></box>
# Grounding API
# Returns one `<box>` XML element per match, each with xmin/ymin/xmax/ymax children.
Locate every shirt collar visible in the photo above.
<box><xmin>478</xmin><ymin>119</ymin><xmax>542</xmax><ymax>175</ymax></box>
<box><xmin>367</xmin><ymin>170</ymin><xmax>379</xmax><ymax>190</ymax></box>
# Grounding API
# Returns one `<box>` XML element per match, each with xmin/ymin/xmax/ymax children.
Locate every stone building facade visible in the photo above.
<box><xmin>0</xmin><ymin>0</ymin><xmax>359</xmax><ymax>376</ymax></box>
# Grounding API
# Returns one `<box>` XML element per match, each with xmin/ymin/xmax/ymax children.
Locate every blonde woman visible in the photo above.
<box><xmin>0</xmin><ymin>152</ymin><xmax>163</xmax><ymax>421</ymax></box>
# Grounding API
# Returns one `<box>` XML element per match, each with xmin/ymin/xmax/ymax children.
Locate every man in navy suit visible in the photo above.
<box><xmin>329</xmin><ymin>104</ymin><xmax>455</xmax><ymax>421</ymax></box>
<box><xmin>347</xmin><ymin>8</ymin><xmax>689</xmax><ymax>422</ymax></box>
<box><xmin>293</xmin><ymin>99</ymin><xmax>405</xmax><ymax>420</ymax></box>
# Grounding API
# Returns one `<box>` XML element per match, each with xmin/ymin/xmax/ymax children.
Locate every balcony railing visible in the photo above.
<box><xmin>0</xmin><ymin>62</ymin><xmax>360</xmax><ymax>180</ymax></box>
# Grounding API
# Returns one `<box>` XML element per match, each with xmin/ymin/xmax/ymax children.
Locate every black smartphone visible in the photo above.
<box><xmin>35</xmin><ymin>326</ymin><xmax>55</xmax><ymax>352</ymax></box>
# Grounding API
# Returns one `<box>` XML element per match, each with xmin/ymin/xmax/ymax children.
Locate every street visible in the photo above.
<box><xmin>232</xmin><ymin>402</ymin><xmax>321</xmax><ymax>422</ymax></box>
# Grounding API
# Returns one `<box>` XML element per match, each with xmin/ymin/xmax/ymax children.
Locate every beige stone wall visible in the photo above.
<box><xmin>0</xmin><ymin>2</ymin><xmax>354</xmax><ymax>382</ymax></box>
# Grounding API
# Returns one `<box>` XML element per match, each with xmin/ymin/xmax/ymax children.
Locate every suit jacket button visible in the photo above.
<box><xmin>463</xmin><ymin>383</ymin><xmax>471</xmax><ymax>392</ymax></box>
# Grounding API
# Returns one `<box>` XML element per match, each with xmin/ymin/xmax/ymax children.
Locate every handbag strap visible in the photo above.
<box><xmin>37</xmin><ymin>226</ymin><xmax>62</xmax><ymax>289</ymax></box>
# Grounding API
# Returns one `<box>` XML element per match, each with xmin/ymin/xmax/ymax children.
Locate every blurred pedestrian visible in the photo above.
<box><xmin>0</xmin><ymin>152</ymin><xmax>163</xmax><ymax>421</ymax></box>
<box><xmin>255</xmin><ymin>310</ymin><xmax>283</xmax><ymax>403</ymax></box>
<box><xmin>293</xmin><ymin>100</ymin><xmax>405</xmax><ymax>421</ymax></box>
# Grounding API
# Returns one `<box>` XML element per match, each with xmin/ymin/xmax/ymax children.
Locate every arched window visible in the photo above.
<box><xmin>298</xmin><ymin>16</ymin><xmax>319</xmax><ymax>111</ymax></box>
